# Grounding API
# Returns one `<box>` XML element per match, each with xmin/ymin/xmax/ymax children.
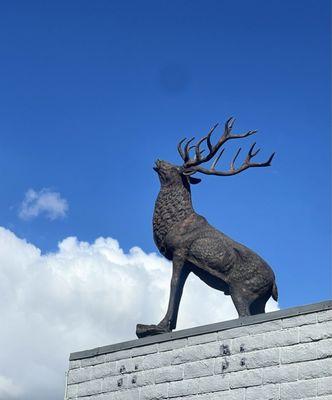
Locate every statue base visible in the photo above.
<box><xmin>65</xmin><ymin>301</ymin><xmax>332</xmax><ymax>400</ymax></box>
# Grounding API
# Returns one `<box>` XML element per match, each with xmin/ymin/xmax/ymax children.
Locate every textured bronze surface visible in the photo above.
<box><xmin>136</xmin><ymin>118</ymin><xmax>278</xmax><ymax>338</ymax></box>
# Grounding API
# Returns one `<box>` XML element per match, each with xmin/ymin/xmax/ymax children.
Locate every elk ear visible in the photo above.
<box><xmin>189</xmin><ymin>176</ymin><xmax>201</xmax><ymax>184</ymax></box>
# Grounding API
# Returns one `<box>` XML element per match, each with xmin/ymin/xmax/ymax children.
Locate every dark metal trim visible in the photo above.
<box><xmin>70</xmin><ymin>300</ymin><xmax>332</xmax><ymax>361</ymax></box>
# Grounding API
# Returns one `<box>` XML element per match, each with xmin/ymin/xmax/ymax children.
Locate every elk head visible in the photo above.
<box><xmin>153</xmin><ymin>160</ymin><xmax>202</xmax><ymax>187</ymax></box>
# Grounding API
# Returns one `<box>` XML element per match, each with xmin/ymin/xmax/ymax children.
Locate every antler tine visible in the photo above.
<box><xmin>266</xmin><ymin>152</ymin><xmax>276</xmax><ymax>165</ymax></box>
<box><xmin>230</xmin><ymin>129</ymin><xmax>258</xmax><ymax>140</ymax></box>
<box><xmin>207</xmin><ymin>123</ymin><xmax>219</xmax><ymax>150</ymax></box>
<box><xmin>177</xmin><ymin>138</ymin><xmax>187</xmax><ymax>160</ymax></box>
<box><xmin>230</xmin><ymin>148</ymin><xmax>242</xmax><ymax>171</ymax></box>
<box><xmin>211</xmin><ymin>148</ymin><xmax>225</xmax><ymax>170</ymax></box>
<box><xmin>225</xmin><ymin>117</ymin><xmax>235</xmax><ymax>134</ymax></box>
<box><xmin>195</xmin><ymin>134</ymin><xmax>210</xmax><ymax>161</ymax></box>
<box><xmin>246</xmin><ymin>142</ymin><xmax>261</xmax><ymax>161</ymax></box>
<box><xmin>195</xmin><ymin>123</ymin><xmax>220</xmax><ymax>161</ymax></box>
<box><xmin>183</xmin><ymin>137</ymin><xmax>195</xmax><ymax>162</ymax></box>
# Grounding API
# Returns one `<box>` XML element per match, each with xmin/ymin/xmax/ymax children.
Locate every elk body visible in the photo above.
<box><xmin>136</xmin><ymin>118</ymin><xmax>278</xmax><ymax>338</ymax></box>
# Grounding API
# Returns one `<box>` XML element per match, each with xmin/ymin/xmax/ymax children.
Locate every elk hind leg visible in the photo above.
<box><xmin>231</xmin><ymin>289</ymin><xmax>252</xmax><ymax>317</ymax></box>
<box><xmin>249</xmin><ymin>292</ymin><xmax>269</xmax><ymax>315</ymax></box>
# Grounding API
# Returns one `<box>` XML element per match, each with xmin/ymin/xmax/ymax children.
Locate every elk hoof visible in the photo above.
<box><xmin>136</xmin><ymin>323</ymin><xmax>171</xmax><ymax>339</ymax></box>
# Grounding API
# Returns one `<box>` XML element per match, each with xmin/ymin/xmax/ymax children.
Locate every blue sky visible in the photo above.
<box><xmin>0</xmin><ymin>0</ymin><xmax>330</xmax><ymax>312</ymax></box>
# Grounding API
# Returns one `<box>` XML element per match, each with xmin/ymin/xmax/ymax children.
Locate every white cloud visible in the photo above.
<box><xmin>0</xmin><ymin>227</ymin><xmax>278</xmax><ymax>400</ymax></box>
<box><xmin>18</xmin><ymin>188</ymin><xmax>68</xmax><ymax>220</ymax></box>
<box><xmin>0</xmin><ymin>376</ymin><xmax>22</xmax><ymax>399</ymax></box>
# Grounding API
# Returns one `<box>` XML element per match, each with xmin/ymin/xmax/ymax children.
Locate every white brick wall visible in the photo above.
<box><xmin>66</xmin><ymin>306</ymin><xmax>332</xmax><ymax>400</ymax></box>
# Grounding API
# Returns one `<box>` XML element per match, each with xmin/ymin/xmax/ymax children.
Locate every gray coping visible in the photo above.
<box><xmin>70</xmin><ymin>300</ymin><xmax>332</xmax><ymax>361</ymax></box>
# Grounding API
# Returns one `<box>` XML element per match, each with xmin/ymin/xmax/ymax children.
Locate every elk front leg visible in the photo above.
<box><xmin>158</xmin><ymin>255</ymin><xmax>190</xmax><ymax>331</ymax></box>
<box><xmin>136</xmin><ymin>254</ymin><xmax>190</xmax><ymax>338</ymax></box>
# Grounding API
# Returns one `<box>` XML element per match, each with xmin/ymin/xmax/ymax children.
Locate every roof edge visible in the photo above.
<box><xmin>70</xmin><ymin>300</ymin><xmax>332</xmax><ymax>361</ymax></box>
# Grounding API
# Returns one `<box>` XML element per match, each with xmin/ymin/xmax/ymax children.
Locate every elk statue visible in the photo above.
<box><xmin>136</xmin><ymin>117</ymin><xmax>278</xmax><ymax>338</ymax></box>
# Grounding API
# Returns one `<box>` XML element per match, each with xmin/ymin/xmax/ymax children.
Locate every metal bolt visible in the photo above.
<box><xmin>220</xmin><ymin>344</ymin><xmax>231</xmax><ymax>356</ymax></box>
<box><xmin>221</xmin><ymin>360</ymin><xmax>229</xmax><ymax>371</ymax></box>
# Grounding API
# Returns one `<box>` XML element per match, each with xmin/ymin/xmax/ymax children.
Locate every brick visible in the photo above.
<box><xmin>264</xmin><ymin>328</ymin><xmax>298</xmax><ymax>348</ymax></box>
<box><xmin>78</xmin><ymin>395</ymin><xmax>107</xmax><ymax>400</ymax></box>
<box><xmin>159</xmin><ymin>338</ymin><xmax>187</xmax><ymax>352</ymax></box>
<box><xmin>318</xmin><ymin>376</ymin><xmax>332</xmax><ymax>395</ymax></box>
<box><xmin>198</xmin><ymin>374</ymin><xmax>229</xmax><ymax>393</ymax></box>
<box><xmin>168</xmin><ymin>379</ymin><xmax>199</xmax><ymax>397</ymax></box>
<box><xmin>300</xmin><ymin>320</ymin><xmax>332</xmax><ymax>342</ymax></box>
<box><xmin>169</xmin><ymin>397</ymin><xmax>204</xmax><ymax>400</ymax></box>
<box><xmin>132</xmin><ymin>370</ymin><xmax>154</xmax><ymax>387</ymax></box>
<box><xmin>169</xmin><ymin>396</ymin><xmax>202</xmax><ymax>400</ymax></box>
<box><xmin>91</xmin><ymin>362</ymin><xmax>117</xmax><ymax>380</ymax></box>
<box><xmin>68</xmin><ymin>367</ymin><xmax>90</xmax><ymax>384</ymax></box>
<box><xmin>245</xmin><ymin>383</ymin><xmax>279</xmax><ymax>400</ymax></box>
<box><xmin>263</xmin><ymin>365</ymin><xmax>298</xmax><ymax>384</ymax></box>
<box><xmin>281</xmin><ymin>342</ymin><xmax>316</xmax><ymax>364</ymax></box>
<box><xmin>142</xmin><ymin>351</ymin><xmax>172</xmax><ymax>370</ymax></box>
<box><xmin>77</xmin><ymin>379</ymin><xmax>102</xmax><ymax>396</ymax></box>
<box><xmin>69</xmin><ymin>360</ymin><xmax>81</xmax><ymax>369</ymax></box>
<box><xmin>309</xmin><ymin>396</ymin><xmax>332</xmax><ymax>400</ymax></box>
<box><xmin>155</xmin><ymin>365</ymin><xmax>183</xmax><ymax>383</ymax></box>
<box><xmin>81</xmin><ymin>355</ymin><xmax>105</xmax><ymax>367</ymax></box>
<box><xmin>298</xmin><ymin>358</ymin><xmax>332</xmax><ymax>380</ymax></box>
<box><xmin>232</xmin><ymin>334</ymin><xmax>265</xmax><ymax>353</ymax></box>
<box><xmin>282</xmin><ymin>313</ymin><xmax>317</xmax><ymax>328</ymax></box>
<box><xmin>170</xmin><ymin>342</ymin><xmax>219</xmax><ymax>365</ymax></box>
<box><xmin>66</xmin><ymin>383</ymin><xmax>78</xmax><ymax>399</ymax></box>
<box><xmin>212</xmin><ymin>388</ymin><xmax>245</xmax><ymax>400</ymax></box>
<box><xmin>218</xmin><ymin>319</ymin><xmax>282</xmax><ymax>340</ymax></box>
<box><xmin>131</xmin><ymin>344</ymin><xmax>158</xmax><ymax>357</ymax></box>
<box><xmin>221</xmin><ymin>320</ymin><xmax>281</xmax><ymax>339</ymax></box>
<box><xmin>318</xmin><ymin>310</ymin><xmax>332</xmax><ymax>322</ymax></box>
<box><xmin>188</xmin><ymin>332</ymin><xmax>217</xmax><ymax>346</ymax></box>
<box><xmin>249</xmin><ymin>320</ymin><xmax>282</xmax><ymax>335</ymax></box>
<box><xmin>80</xmin><ymin>389</ymin><xmax>138</xmax><ymax>400</ymax></box>
<box><xmin>317</xmin><ymin>338</ymin><xmax>332</xmax><ymax>359</ymax></box>
<box><xmin>244</xmin><ymin>348</ymin><xmax>280</xmax><ymax>369</ymax></box>
<box><xmin>184</xmin><ymin>359</ymin><xmax>214</xmax><ymax>379</ymax></box>
<box><xmin>229</xmin><ymin>369</ymin><xmax>262</xmax><ymax>389</ymax></box>
<box><xmin>102</xmin><ymin>375</ymin><xmax>128</xmax><ymax>392</ymax></box>
<box><xmin>112</xmin><ymin>389</ymin><xmax>140</xmax><ymax>400</ymax></box>
<box><xmin>280</xmin><ymin>379</ymin><xmax>316</xmax><ymax>399</ymax></box>
<box><xmin>218</xmin><ymin>326</ymin><xmax>252</xmax><ymax>340</ymax></box>
<box><xmin>105</xmin><ymin>349</ymin><xmax>132</xmax><ymax>362</ymax></box>
<box><xmin>140</xmin><ymin>383</ymin><xmax>168</xmax><ymax>400</ymax></box>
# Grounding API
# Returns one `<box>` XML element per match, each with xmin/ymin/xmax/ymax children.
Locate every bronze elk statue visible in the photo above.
<box><xmin>136</xmin><ymin>117</ymin><xmax>278</xmax><ymax>338</ymax></box>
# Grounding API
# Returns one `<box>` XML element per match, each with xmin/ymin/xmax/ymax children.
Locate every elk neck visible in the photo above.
<box><xmin>153</xmin><ymin>177</ymin><xmax>195</xmax><ymax>250</ymax></box>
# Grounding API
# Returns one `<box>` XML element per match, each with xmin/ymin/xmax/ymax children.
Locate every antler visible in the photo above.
<box><xmin>177</xmin><ymin>117</ymin><xmax>275</xmax><ymax>176</ymax></box>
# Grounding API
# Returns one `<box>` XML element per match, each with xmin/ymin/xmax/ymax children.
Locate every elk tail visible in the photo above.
<box><xmin>271</xmin><ymin>281</ymin><xmax>278</xmax><ymax>302</ymax></box>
